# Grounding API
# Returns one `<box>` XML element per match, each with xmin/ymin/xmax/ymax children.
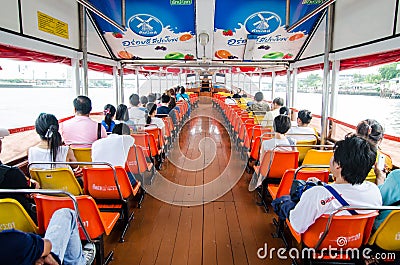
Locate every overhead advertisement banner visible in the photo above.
<box><xmin>213</xmin><ymin>0</ymin><xmax>322</xmax><ymax>61</ymax></box>
<box><xmin>89</xmin><ymin>0</ymin><xmax>196</xmax><ymax>60</ymax></box>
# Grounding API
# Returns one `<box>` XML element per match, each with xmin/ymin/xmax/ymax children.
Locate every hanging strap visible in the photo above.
<box><xmin>324</xmin><ymin>185</ymin><xmax>358</xmax><ymax>215</ymax></box>
<box><xmin>97</xmin><ymin>123</ymin><xmax>102</xmax><ymax>140</ymax></box>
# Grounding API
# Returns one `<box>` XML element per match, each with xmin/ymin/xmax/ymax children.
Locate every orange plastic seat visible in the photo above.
<box><xmin>34</xmin><ymin>193</ymin><xmax>120</xmax><ymax>265</ymax></box>
<box><xmin>83</xmin><ymin>166</ymin><xmax>141</xmax><ymax>242</ymax></box>
<box><xmin>125</xmin><ymin>144</ymin><xmax>155</xmax><ymax>185</ymax></box>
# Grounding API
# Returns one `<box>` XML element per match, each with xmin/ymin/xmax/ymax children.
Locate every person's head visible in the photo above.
<box><xmin>356</xmin><ymin>119</ymin><xmax>384</xmax><ymax>145</ymax></box>
<box><xmin>168</xmin><ymin>88</ymin><xmax>176</xmax><ymax>97</ymax></box>
<box><xmin>129</xmin><ymin>94</ymin><xmax>140</xmax><ymax>107</ymax></box>
<box><xmin>103</xmin><ymin>104</ymin><xmax>116</xmax><ymax>128</ymax></box>
<box><xmin>73</xmin><ymin>95</ymin><xmax>92</xmax><ymax>115</ymax></box>
<box><xmin>140</xmin><ymin>96</ymin><xmax>148</xmax><ymax>107</ymax></box>
<box><xmin>0</xmin><ymin>128</ymin><xmax>10</xmax><ymax>154</ymax></box>
<box><xmin>147</xmin><ymin>93</ymin><xmax>156</xmax><ymax>103</ymax></box>
<box><xmin>272</xmin><ymin>97</ymin><xmax>284</xmax><ymax>110</ymax></box>
<box><xmin>35</xmin><ymin>113</ymin><xmax>62</xmax><ymax>162</ymax></box>
<box><xmin>180</xmin><ymin>87</ymin><xmax>186</xmax><ymax>94</ymax></box>
<box><xmin>145</xmin><ymin>103</ymin><xmax>157</xmax><ymax>124</ymax></box>
<box><xmin>168</xmin><ymin>97</ymin><xmax>177</xmax><ymax>109</ymax></box>
<box><xmin>254</xmin><ymin>92</ymin><xmax>264</xmax><ymax>102</ymax></box>
<box><xmin>297</xmin><ymin>109</ymin><xmax>312</xmax><ymax>126</ymax></box>
<box><xmin>112</xmin><ymin>123</ymin><xmax>131</xmax><ymax>135</ymax></box>
<box><xmin>332</xmin><ymin>134</ymin><xmax>377</xmax><ymax>185</ymax></box>
<box><xmin>279</xmin><ymin>106</ymin><xmax>290</xmax><ymax>116</ymax></box>
<box><xmin>273</xmin><ymin>114</ymin><xmax>291</xmax><ymax>134</ymax></box>
<box><xmin>161</xmin><ymin>94</ymin><xmax>171</xmax><ymax>104</ymax></box>
<box><xmin>115</xmin><ymin>104</ymin><xmax>129</xmax><ymax>122</ymax></box>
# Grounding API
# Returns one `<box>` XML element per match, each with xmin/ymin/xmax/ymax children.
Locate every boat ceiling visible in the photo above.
<box><xmin>0</xmin><ymin>0</ymin><xmax>400</xmax><ymax>73</ymax></box>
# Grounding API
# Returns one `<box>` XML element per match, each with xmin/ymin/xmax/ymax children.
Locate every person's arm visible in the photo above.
<box><xmin>66</xmin><ymin>147</ymin><xmax>82</xmax><ymax>177</ymax></box>
<box><xmin>41</xmin><ymin>239</ymin><xmax>52</xmax><ymax>258</ymax></box>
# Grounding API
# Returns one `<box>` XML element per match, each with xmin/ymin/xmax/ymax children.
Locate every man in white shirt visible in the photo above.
<box><xmin>289</xmin><ymin>134</ymin><xmax>382</xmax><ymax>233</ymax></box>
<box><xmin>128</xmin><ymin>94</ymin><xmax>146</xmax><ymax>124</ymax></box>
<box><xmin>261</xmin><ymin>97</ymin><xmax>284</xmax><ymax>127</ymax></box>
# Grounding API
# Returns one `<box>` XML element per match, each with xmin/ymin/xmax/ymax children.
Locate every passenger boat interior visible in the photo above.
<box><xmin>1</xmin><ymin>0</ymin><xmax>400</xmax><ymax>264</ymax></box>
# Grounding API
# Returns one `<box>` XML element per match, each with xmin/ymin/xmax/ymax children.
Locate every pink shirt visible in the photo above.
<box><xmin>60</xmin><ymin>115</ymin><xmax>107</xmax><ymax>146</ymax></box>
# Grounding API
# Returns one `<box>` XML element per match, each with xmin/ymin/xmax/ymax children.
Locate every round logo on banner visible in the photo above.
<box><xmin>244</xmin><ymin>11</ymin><xmax>281</xmax><ymax>35</ymax></box>
<box><xmin>128</xmin><ymin>14</ymin><xmax>163</xmax><ymax>37</ymax></box>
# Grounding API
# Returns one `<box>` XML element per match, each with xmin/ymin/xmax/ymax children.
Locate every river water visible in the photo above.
<box><xmin>1</xmin><ymin>87</ymin><xmax>400</xmax><ymax>136</ymax></box>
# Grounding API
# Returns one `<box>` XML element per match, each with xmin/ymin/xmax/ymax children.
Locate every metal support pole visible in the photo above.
<box><xmin>71</xmin><ymin>58</ymin><xmax>81</xmax><ymax>96</ymax></box>
<box><xmin>113</xmin><ymin>65</ymin><xmax>119</xmax><ymax>105</ymax></box>
<box><xmin>159</xmin><ymin>72</ymin><xmax>162</xmax><ymax>94</ymax></box>
<box><xmin>150</xmin><ymin>74</ymin><xmax>153</xmax><ymax>94</ymax></box>
<box><xmin>258</xmin><ymin>75</ymin><xmax>262</xmax><ymax>92</ymax></box>
<box><xmin>79</xmin><ymin>5</ymin><xmax>89</xmax><ymax>96</ymax></box>
<box><xmin>286</xmin><ymin>69</ymin><xmax>291</xmax><ymax>107</ymax></box>
<box><xmin>118</xmin><ymin>66</ymin><xmax>124</xmax><ymax>104</ymax></box>
<box><xmin>136</xmin><ymin>69</ymin><xmax>140</xmax><ymax>95</ymax></box>
<box><xmin>291</xmin><ymin>68</ymin><xmax>298</xmax><ymax>108</ymax></box>
<box><xmin>320</xmin><ymin>6</ymin><xmax>334</xmax><ymax>145</ymax></box>
<box><xmin>249</xmin><ymin>73</ymin><xmax>253</xmax><ymax>95</ymax></box>
<box><xmin>271</xmin><ymin>71</ymin><xmax>276</xmax><ymax>100</ymax></box>
<box><xmin>242</xmin><ymin>74</ymin><xmax>245</xmax><ymax>94</ymax></box>
<box><xmin>230</xmin><ymin>69</ymin><xmax>233</xmax><ymax>91</ymax></box>
<box><xmin>330</xmin><ymin>59</ymin><xmax>340</xmax><ymax>118</ymax></box>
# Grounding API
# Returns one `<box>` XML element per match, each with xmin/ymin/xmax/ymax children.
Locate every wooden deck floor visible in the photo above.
<box><xmin>104</xmin><ymin>102</ymin><xmax>292</xmax><ymax>265</ymax></box>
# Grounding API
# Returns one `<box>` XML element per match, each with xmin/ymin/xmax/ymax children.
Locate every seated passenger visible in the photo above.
<box><xmin>92</xmin><ymin>123</ymin><xmax>136</xmax><ymax>185</ymax></box>
<box><xmin>261</xmin><ymin>115</ymin><xmax>296</xmax><ymax>155</ymax></box>
<box><xmin>356</xmin><ymin>119</ymin><xmax>393</xmax><ymax>182</ymax></box>
<box><xmin>287</xmin><ymin>109</ymin><xmax>317</xmax><ymax>141</ymax></box>
<box><xmin>157</xmin><ymin>94</ymin><xmax>171</xmax><ymax>115</ymax></box>
<box><xmin>232</xmin><ymin>89</ymin><xmax>242</xmax><ymax>99</ymax></box>
<box><xmin>139</xmin><ymin>96</ymin><xmax>148</xmax><ymax>110</ymax></box>
<box><xmin>167</xmin><ymin>97</ymin><xmax>180</xmax><ymax>126</ymax></box>
<box><xmin>247</xmin><ymin>91</ymin><xmax>270</xmax><ymax>115</ymax></box>
<box><xmin>60</xmin><ymin>95</ymin><xmax>107</xmax><ymax>146</ymax></box>
<box><xmin>261</xmin><ymin>97</ymin><xmax>284</xmax><ymax>127</ymax></box>
<box><xmin>279</xmin><ymin>106</ymin><xmax>290</xmax><ymax>116</ymax></box>
<box><xmin>128</xmin><ymin>93</ymin><xmax>146</xmax><ymax>124</ymax></box>
<box><xmin>373</xmin><ymin>169</ymin><xmax>400</xmax><ymax>230</ymax></box>
<box><xmin>139</xmin><ymin>103</ymin><xmax>166</xmax><ymax>136</ymax></box>
<box><xmin>0</xmin><ymin>208</ymin><xmax>95</xmax><ymax>265</ymax></box>
<box><xmin>115</xmin><ymin>104</ymin><xmax>135</xmax><ymax>127</ymax></box>
<box><xmin>147</xmin><ymin>93</ymin><xmax>157</xmax><ymax>104</ymax></box>
<box><xmin>0</xmin><ymin>128</ymin><xmax>39</xmax><ymax>222</ymax></box>
<box><xmin>101</xmin><ymin>104</ymin><xmax>116</xmax><ymax>133</ymax></box>
<box><xmin>175</xmin><ymin>87</ymin><xmax>191</xmax><ymax>115</ymax></box>
<box><xmin>289</xmin><ymin>134</ymin><xmax>382</xmax><ymax>233</ymax></box>
<box><xmin>224</xmin><ymin>96</ymin><xmax>237</xmax><ymax>105</ymax></box>
<box><xmin>29</xmin><ymin>113</ymin><xmax>81</xmax><ymax>175</ymax></box>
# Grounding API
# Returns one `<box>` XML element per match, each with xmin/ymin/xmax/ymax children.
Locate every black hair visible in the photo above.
<box><xmin>168</xmin><ymin>97</ymin><xmax>177</xmax><ymax>109</ymax></box>
<box><xmin>279</xmin><ymin>106</ymin><xmax>290</xmax><ymax>116</ymax></box>
<box><xmin>145</xmin><ymin>103</ymin><xmax>157</xmax><ymax>125</ymax></box>
<box><xmin>115</xmin><ymin>104</ymin><xmax>129</xmax><ymax>122</ymax></box>
<box><xmin>73</xmin><ymin>95</ymin><xmax>92</xmax><ymax>115</ymax></box>
<box><xmin>180</xmin><ymin>87</ymin><xmax>186</xmax><ymax>94</ymax></box>
<box><xmin>356</xmin><ymin>119</ymin><xmax>384</xmax><ymax>145</ymax></box>
<box><xmin>112</xmin><ymin>123</ymin><xmax>131</xmax><ymax>135</ymax></box>
<box><xmin>103</xmin><ymin>104</ymin><xmax>116</xmax><ymax>129</ymax></box>
<box><xmin>333</xmin><ymin>134</ymin><xmax>377</xmax><ymax>185</ymax></box>
<box><xmin>254</xmin><ymin>92</ymin><xmax>264</xmax><ymax>102</ymax></box>
<box><xmin>147</xmin><ymin>94</ymin><xmax>156</xmax><ymax>103</ymax></box>
<box><xmin>129</xmin><ymin>94</ymin><xmax>140</xmax><ymax>106</ymax></box>
<box><xmin>168</xmin><ymin>88</ymin><xmax>176</xmax><ymax>96</ymax></box>
<box><xmin>272</xmin><ymin>97</ymin><xmax>284</xmax><ymax>107</ymax></box>
<box><xmin>273</xmin><ymin>114</ymin><xmax>291</xmax><ymax>134</ymax></box>
<box><xmin>35</xmin><ymin>113</ymin><xmax>62</xmax><ymax>165</ymax></box>
<box><xmin>298</xmin><ymin>109</ymin><xmax>312</xmax><ymax>124</ymax></box>
<box><xmin>140</xmin><ymin>96</ymin><xmax>148</xmax><ymax>106</ymax></box>
<box><xmin>161</xmin><ymin>94</ymin><xmax>171</xmax><ymax>104</ymax></box>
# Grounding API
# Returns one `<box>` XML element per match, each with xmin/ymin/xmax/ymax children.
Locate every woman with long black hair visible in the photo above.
<box><xmin>101</xmin><ymin>104</ymin><xmax>116</xmax><ymax>133</ymax></box>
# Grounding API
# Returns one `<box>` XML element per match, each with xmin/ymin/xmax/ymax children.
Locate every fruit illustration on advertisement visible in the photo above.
<box><xmin>117</xmin><ymin>50</ymin><xmax>133</xmax><ymax>59</ymax></box>
<box><xmin>165</xmin><ymin>52</ymin><xmax>185</xmax><ymax>59</ymax></box>
<box><xmin>288</xmin><ymin>32</ymin><xmax>305</xmax><ymax>41</ymax></box>
<box><xmin>215</xmin><ymin>49</ymin><xmax>232</xmax><ymax>59</ymax></box>
<box><xmin>184</xmin><ymin>54</ymin><xmax>195</xmax><ymax>60</ymax></box>
<box><xmin>222</xmin><ymin>29</ymin><xmax>233</xmax><ymax>36</ymax></box>
<box><xmin>112</xmin><ymin>32</ymin><xmax>123</xmax><ymax>38</ymax></box>
<box><xmin>282</xmin><ymin>53</ymin><xmax>294</xmax><ymax>59</ymax></box>
<box><xmin>262</xmin><ymin>52</ymin><xmax>284</xmax><ymax>59</ymax></box>
<box><xmin>179</xmin><ymin>34</ymin><xmax>192</xmax><ymax>41</ymax></box>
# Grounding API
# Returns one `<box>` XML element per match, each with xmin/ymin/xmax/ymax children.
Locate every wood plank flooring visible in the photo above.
<box><xmin>104</xmin><ymin>102</ymin><xmax>291</xmax><ymax>265</ymax></box>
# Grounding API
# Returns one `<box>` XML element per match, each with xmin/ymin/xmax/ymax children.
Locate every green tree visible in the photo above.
<box><xmin>353</xmin><ymin>73</ymin><xmax>365</xmax><ymax>83</ymax></box>
<box><xmin>365</xmin><ymin>74</ymin><xmax>382</xmax><ymax>84</ymax></box>
<box><xmin>301</xmin><ymin>73</ymin><xmax>322</xmax><ymax>88</ymax></box>
<box><xmin>378</xmin><ymin>63</ymin><xmax>399</xmax><ymax>80</ymax></box>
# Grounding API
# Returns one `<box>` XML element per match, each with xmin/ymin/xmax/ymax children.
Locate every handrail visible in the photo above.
<box><xmin>27</xmin><ymin>161</ymin><xmax>125</xmax><ymax>202</ymax></box>
<box><xmin>0</xmin><ymin>188</ymin><xmax>91</xmax><ymax>242</ymax></box>
<box><xmin>293</xmin><ymin>164</ymin><xmax>330</xmax><ymax>180</ymax></box>
<box><xmin>314</xmin><ymin>205</ymin><xmax>400</xmax><ymax>250</ymax></box>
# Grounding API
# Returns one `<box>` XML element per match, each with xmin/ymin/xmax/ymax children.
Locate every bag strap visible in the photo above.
<box><xmin>97</xmin><ymin>123</ymin><xmax>102</xmax><ymax>140</ymax></box>
<box><xmin>323</xmin><ymin>185</ymin><xmax>358</xmax><ymax>215</ymax></box>
<box><xmin>389</xmin><ymin>200</ymin><xmax>400</xmax><ymax>206</ymax></box>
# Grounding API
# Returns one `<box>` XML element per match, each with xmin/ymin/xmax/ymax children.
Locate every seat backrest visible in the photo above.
<box><xmin>275</xmin><ymin>168</ymin><xmax>330</xmax><ymax>198</ymax></box>
<box><xmin>125</xmin><ymin>145</ymin><xmax>149</xmax><ymax>175</ymax></box>
<box><xmin>295</xmin><ymin>139</ymin><xmax>318</xmax><ymax>163</ymax></box>
<box><xmin>368</xmin><ymin>210</ymin><xmax>400</xmax><ymax>251</ymax></box>
<box><xmin>71</xmin><ymin>147</ymin><xmax>92</xmax><ymax>162</ymax></box>
<box><xmin>302</xmin><ymin>149</ymin><xmax>333</xmax><ymax>166</ymax></box>
<box><xmin>302</xmin><ymin>211</ymin><xmax>378</xmax><ymax>249</ymax></box>
<box><xmin>83</xmin><ymin>166</ymin><xmax>132</xmax><ymax>200</ymax></box>
<box><xmin>259</xmin><ymin>150</ymin><xmax>299</xmax><ymax>179</ymax></box>
<box><xmin>0</xmin><ymin>198</ymin><xmax>38</xmax><ymax>233</ymax></box>
<box><xmin>34</xmin><ymin>194</ymin><xmax>110</xmax><ymax>239</ymax></box>
<box><xmin>131</xmin><ymin>133</ymin><xmax>151</xmax><ymax>157</ymax></box>
<box><xmin>145</xmin><ymin>126</ymin><xmax>163</xmax><ymax>149</ymax></box>
<box><xmin>29</xmin><ymin>168</ymin><xmax>83</xmax><ymax>195</ymax></box>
